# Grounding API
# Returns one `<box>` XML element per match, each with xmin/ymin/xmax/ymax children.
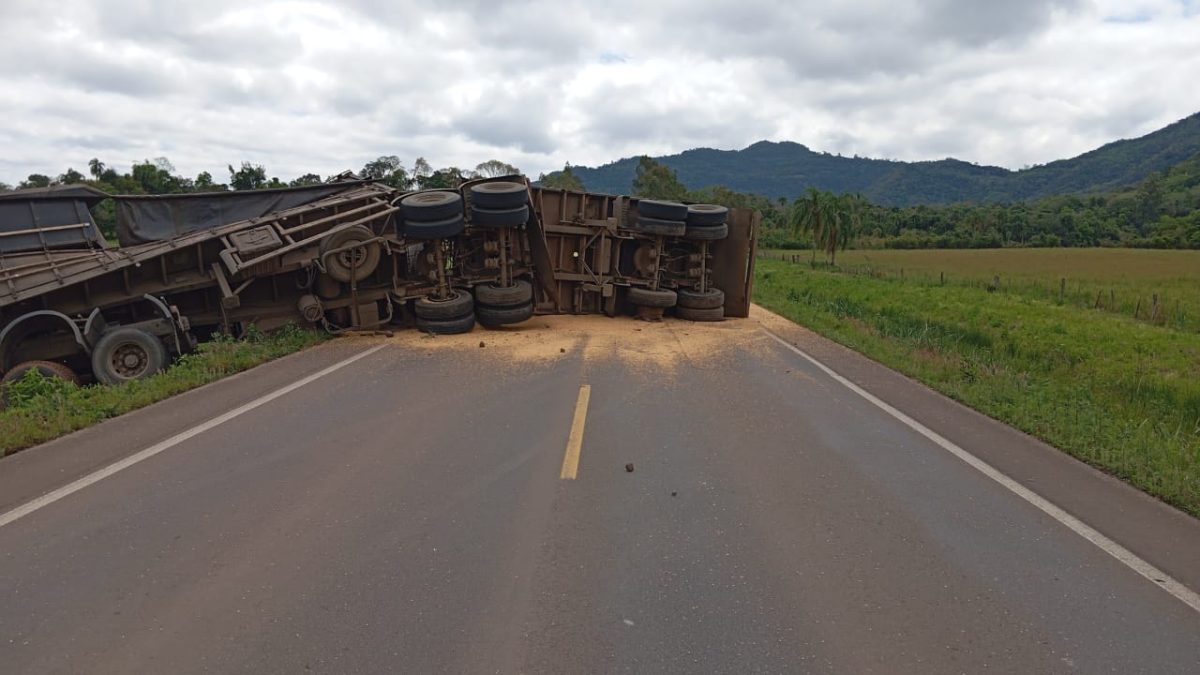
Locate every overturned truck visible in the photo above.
<box><xmin>0</xmin><ymin>177</ymin><xmax>758</xmax><ymax>387</ymax></box>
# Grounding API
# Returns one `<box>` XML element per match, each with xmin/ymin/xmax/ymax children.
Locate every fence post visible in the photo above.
<box><xmin>940</xmin><ymin>271</ymin><xmax>944</xmax><ymax>285</ymax></box>
<box><xmin>1094</xmin><ymin>291</ymin><xmax>1102</xmax><ymax>309</ymax></box>
<box><xmin>1059</xmin><ymin>278</ymin><xmax>1066</xmax><ymax>304</ymax></box>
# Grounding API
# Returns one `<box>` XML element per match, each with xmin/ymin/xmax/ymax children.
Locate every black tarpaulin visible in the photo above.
<box><xmin>113</xmin><ymin>182</ymin><xmax>366</xmax><ymax>247</ymax></box>
<box><xmin>0</xmin><ymin>185</ymin><xmax>109</xmax><ymax>254</ymax></box>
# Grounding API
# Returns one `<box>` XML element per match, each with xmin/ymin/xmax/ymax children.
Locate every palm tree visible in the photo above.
<box><xmin>87</xmin><ymin>158</ymin><xmax>105</xmax><ymax>180</ymax></box>
<box><xmin>823</xmin><ymin>192</ymin><xmax>865</xmax><ymax>266</ymax></box>
<box><xmin>789</xmin><ymin>187</ymin><xmax>835</xmax><ymax>264</ymax></box>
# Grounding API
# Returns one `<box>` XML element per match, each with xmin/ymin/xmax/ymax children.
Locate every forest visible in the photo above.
<box><xmin>556</xmin><ymin>154</ymin><xmax>1200</xmax><ymax>252</ymax></box>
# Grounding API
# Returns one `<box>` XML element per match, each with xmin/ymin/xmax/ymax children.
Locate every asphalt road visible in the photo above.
<box><xmin>1</xmin><ymin>310</ymin><xmax>1198</xmax><ymax>674</ymax></box>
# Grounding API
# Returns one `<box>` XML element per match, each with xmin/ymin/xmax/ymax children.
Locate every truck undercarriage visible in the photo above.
<box><xmin>0</xmin><ymin>176</ymin><xmax>758</xmax><ymax>387</ymax></box>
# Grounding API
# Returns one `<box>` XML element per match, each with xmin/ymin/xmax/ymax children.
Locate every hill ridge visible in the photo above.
<box><xmin>565</xmin><ymin>112</ymin><xmax>1200</xmax><ymax>205</ymax></box>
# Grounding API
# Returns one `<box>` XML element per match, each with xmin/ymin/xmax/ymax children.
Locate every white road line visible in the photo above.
<box><xmin>0</xmin><ymin>343</ymin><xmax>387</xmax><ymax>530</ymax></box>
<box><xmin>761</xmin><ymin>328</ymin><xmax>1200</xmax><ymax>615</ymax></box>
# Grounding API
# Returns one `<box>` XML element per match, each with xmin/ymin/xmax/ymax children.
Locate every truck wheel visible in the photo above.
<box><xmin>416</xmin><ymin>313</ymin><xmax>476</xmax><ymax>335</ymax></box>
<box><xmin>402</xmin><ymin>215</ymin><xmax>465</xmax><ymax>240</ymax></box>
<box><xmin>469</xmin><ymin>181</ymin><xmax>527</xmax><ymax>209</ymax></box>
<box><xmin>634</xmin><ymin>216</ymin><xmax>686</xmax><ymax>237</ymax></box>
<box><xmin>474</xmin><ymin>280</ymin><xmax>533</xmax><ymax>307</ymax></box>
<box><xmin>401</xmin><ymin>191</ymin><xmax>463</xmax><ymax>221</ymax></box>
<box><xmin>684</xmin><ymin>223</ymin><xmax>729</xmax><ymax>241</ymax></box>
<box><xmin>414</xmin><ymin>289</ymin><xmax>474</xmax><ymax>320</ymax></box>
<box><xmin>636</xmin><ymin>199</ymin><xmax>688</xmax><ymax>221</ymax></box>
<box><xmin>686</xmin><ymin>204</ymin><xmax>728</xmax><ymax>226</ymax></box>
<box><xmin>470</xmin><ymin>205</ymin><xmax>528</xmax><ymax>228</ymax></box>
<box><xmin>477</xmin><ymin>302</ymin><xmax>534</xmax><ymax>327</ymax></box>
<box><xmin>91</xmin><ymin>328</ymin><xmax>168</xmax><ymax>385</ymax></box>
<box><xmin>677</xmin><ymin>288</ymin><xmax>725</xmax><ymax>309</ymax></box>
<box><xmin>1</xmin><ymin>361</ymin><xmax>80</xmax><ymax>408</ymax></box>
<box><xmin>321</xmin><ymin>226</ymin><xmax>381</xmax><ymax>283</ymax></box>
<box><xmin>675</xmin><ymin>305</ymin><xmax>725</xmax><ymax>322</ymax></box>
<box><xmin>627</xmin><ymin>287</ymin><xmax>678</xmax><ymax>308</ymax></box>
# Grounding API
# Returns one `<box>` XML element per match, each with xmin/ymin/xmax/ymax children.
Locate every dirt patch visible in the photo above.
<box><xmin>390</xmin><ymin>313</ymin><xmax>765</xmax><ymax>375</ymax></box>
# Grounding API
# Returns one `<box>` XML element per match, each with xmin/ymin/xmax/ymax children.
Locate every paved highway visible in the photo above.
<box><xmin>0</xmin><ymin>309</ymin><xmax>1197</xmax><ymax>673</ymax></box>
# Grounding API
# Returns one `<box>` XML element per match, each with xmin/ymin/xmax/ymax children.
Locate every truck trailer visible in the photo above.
<box><xmin>0</xmin><ymin>176</ymin><xmax>757</xmax><ymax>388</ymax></box>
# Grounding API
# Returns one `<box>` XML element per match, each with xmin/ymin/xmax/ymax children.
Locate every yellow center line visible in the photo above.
<box><xmin>560</xmin><ymin>384</ymin><xmax>592</xmax><ymax>480</ymax></box>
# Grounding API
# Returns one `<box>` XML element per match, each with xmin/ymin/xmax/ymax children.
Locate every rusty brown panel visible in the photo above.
<box><xmin>524</xmin><ymin>189</ymin><xmax>559</xmax><ymax>303</ymax></box>
<box><xmin>710</xmin><ymin>207</ymin><xmax>759</xmax><ymax>318</ymax></box>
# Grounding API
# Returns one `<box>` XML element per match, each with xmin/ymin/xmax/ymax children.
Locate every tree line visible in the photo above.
<box><xmin>5</xmin><ymin>150</ymin><xmax>1198</xmax><ymax>252</ymax></box>
<box><xmin>606</xmin><ymin>155</ymin><xmax>1200</xmax><ymax>254</ymax></box>
<box><xmin>0</xmin><ymin>156</ymin><xmax>524</xmax><ymax>239</ymax></box>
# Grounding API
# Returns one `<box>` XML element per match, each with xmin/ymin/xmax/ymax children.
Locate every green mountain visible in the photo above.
<box><xmin>567</xmin><ymin>112</ymin><xmax>1200</xmax><ymax>206</ymax></box>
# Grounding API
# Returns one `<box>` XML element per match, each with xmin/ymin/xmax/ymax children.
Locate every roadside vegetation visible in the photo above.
<box><xmin>755</xmin><ymin>255</ymin><xmax>1200</xmax><ymax>517</ymax></box>
<box><xmin>0</xmin><ymin>325</ymin><xmax>325</xmax><ymax>458</ymax></box>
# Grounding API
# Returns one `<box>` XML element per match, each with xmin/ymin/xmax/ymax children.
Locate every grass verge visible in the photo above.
<box><xmin>0</xmin><ymin>325</ymin><xmax>326</xmax><ymax>458</ymax></box>
<box><xmin>755</xmin><ymin>258</ymin><xmax>1200</xmax><ymax>517</ymax></box>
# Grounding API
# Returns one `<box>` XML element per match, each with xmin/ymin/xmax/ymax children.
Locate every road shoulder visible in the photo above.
<box><xmin>751</xmin><ymin>303</ymin><xmax>1200</xmax><ymax>596</ymax></box>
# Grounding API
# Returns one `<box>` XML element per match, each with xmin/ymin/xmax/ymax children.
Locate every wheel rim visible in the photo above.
<box><xmin>110</xmin><ymin>342</ymin><xmax>150</xmax><ymax>379</ymax></box>
<box><xmin>336</xmin><ymin>242</ymin><xmax>368</xmax><ymax>269</ymax></box>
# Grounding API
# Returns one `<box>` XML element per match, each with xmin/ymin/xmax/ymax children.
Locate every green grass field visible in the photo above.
<box><xmin>754</xmin><ymin>250</ymin><xmax>1200</xmax><ymax>516</ymax></box>
<box><xmin>767</xmin><ymin>248</ymin><xmax>1200</xmax><ymax>332</ymax></box>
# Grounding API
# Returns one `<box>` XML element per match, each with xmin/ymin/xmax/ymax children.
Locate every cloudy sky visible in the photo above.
<box><xmin>1</xmin><ymin>0</ymin><xmax>1198</xmax><ymax>184</ymax></box>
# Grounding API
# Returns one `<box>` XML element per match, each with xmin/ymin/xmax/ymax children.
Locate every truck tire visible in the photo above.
<box><xmin>470</xmin><ymin>205</ymin><xmax>528</xmax><ymax>228</ymax></box>
<box><xmin>633</xmin><ymin>216</ymin><xmax>686</xmax><ymax>237</ymax></box>
<box><xmin>414</xmin><ymin>290</ymin><xmax>474</xmax><ymax>320</ymax></box>
<box><xmin>627</xmin><ymin>287</ymin><xmax>677</xmax><ymax>308</ymax></box>
<box><xmin>469</xmin><ymin>181</ymin><xmax>527</xmax><ymax>209</ymax></box>
<box><xmin>91</xmin><ymin>328</ymin><xmax>168</xmax><ymax>385</ymax></box>
<box><xmin>684</xmin><ymin>223</ymin><xmax>729</xmax><ymax>241</ymax></box>
<box><xmin>477</xmin><ymin>302</ymin><xmax>534</xmax><ymax>327</ymax></box>
<box><xmin>686</xmin><ymin>204</ymin><xmax>728</xmax><ymax>226</ymax></box>
<box><xmin>677</xmin><ymin>287</ymin><xmax>725</xmax><ymax>309</ymax></box>
<box><xmin>636</xmin><ymin>199</ymin><xmax>688</xmax><ymax>221</ymax></box>
<box><xmin>474</xmin><ymin>280</ymin><xmax>533</xmax><ymax>307</ymax></box>
<box><xmin>1</xmin><ymin>360</ymin><xmax>80</xmax><ymax>408</ymax></box>
<box><xmin>675</xmin><ymin>305</ymin><xmax>725</xmax><ymax>322</ymax></box>
<box><xmin>402</xmin><ymin>215</ymin><xmax>465</xmax><ymax>240</ymax></box>
<box><xmin>320</xmin><ymin>225</ymin><xmax>381</xmax><ymax>283</ymax></box>
<box><xmin>416</xmin><ymin>313</ymin><xmax>476</xmax><ymax>335</ymax></box>
<box><xmin>676</xmin><ymin>305</ymin><xmax>720</xmax><ymax>319</ymax></box>
<box><xmin>401</xmin><ymin>191</ymin><xmax>463</xmax><ymax>221</ymax></box>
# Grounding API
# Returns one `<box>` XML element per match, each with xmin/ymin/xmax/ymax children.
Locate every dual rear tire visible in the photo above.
<box><xmin>474</xmin><ymin>279</ymin><xmax>534</xmax><ymax>326</ymax></box>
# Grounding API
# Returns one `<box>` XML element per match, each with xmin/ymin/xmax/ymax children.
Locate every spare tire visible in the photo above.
<box><xmin>320</xmin><ymin>225</ymin><xmax>381</xmax><ymax>283</ymax></box>
<box><xmin>475</xmin><ymin>280</ymin><xmax>534</xmax><ymax>307</ymax></box>
<box><xmin>91</xmin><ymin>328</ymin><xmax>168</xmax><ymax>385</ymax></box>
<box><xmin>470</xmin><ymin>181</ymin><xmax>527</xmax><ymax>210</ymax></box>
<box><xmin>684</xmin><ymin>223</ymin><xmax>729</xmax><ymax>241</ymax></box>
<box><xmin>401</xmin><ymin>191</ymin><xmax>463</xmax><ymax>222</ymax></box>
<box><xmin>0</xmin><ymin>360</ymin><xmax>80</xmax><ymax>408</ymax></box>
<box><xmin>414</xmin><ymin>290</ymin><xmax>474</xmax><ymax>320</ymax></box>
<box><xmin>477</xmin><ymin>302</ymin><xmax>535</xmax><ymax>327</ymax></box>
<box><xmin>636</xmin><ymin>199</ymin><xmax>688</xmax><ymax>221</ymax></box>
<box><xmin>677</xmin><ymin>288</ymin><xmax>725</xmax><ymax>310</ymax></box>
<box><xmin>627</xmin><ymin>287</ymin><xmax>677</xmax><ymax>308</ymax></box>
<box><xmin>633</xmin><ymin>216</ymin><xmax>686</xmax><ymax>237</ymax></box>
<box><xmin>686</xmin><ymin>204</ymin><xmax>728</xmax><ymax>226</ymax></box>
<box><xmin>402</xmin><ymin>215</ymin><xmax>465</xmax><ymax>240</ymax></box>
<box><xmin>470</xmin><ymin>205</ymin><xmax>528</xmax><ymax>228</ymax></box>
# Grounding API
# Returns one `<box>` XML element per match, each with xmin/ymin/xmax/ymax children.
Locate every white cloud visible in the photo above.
<box><xmin>0</xmin><ymin>0</ymin><xmax>1197</xmax><ymax>184</ymax></box>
